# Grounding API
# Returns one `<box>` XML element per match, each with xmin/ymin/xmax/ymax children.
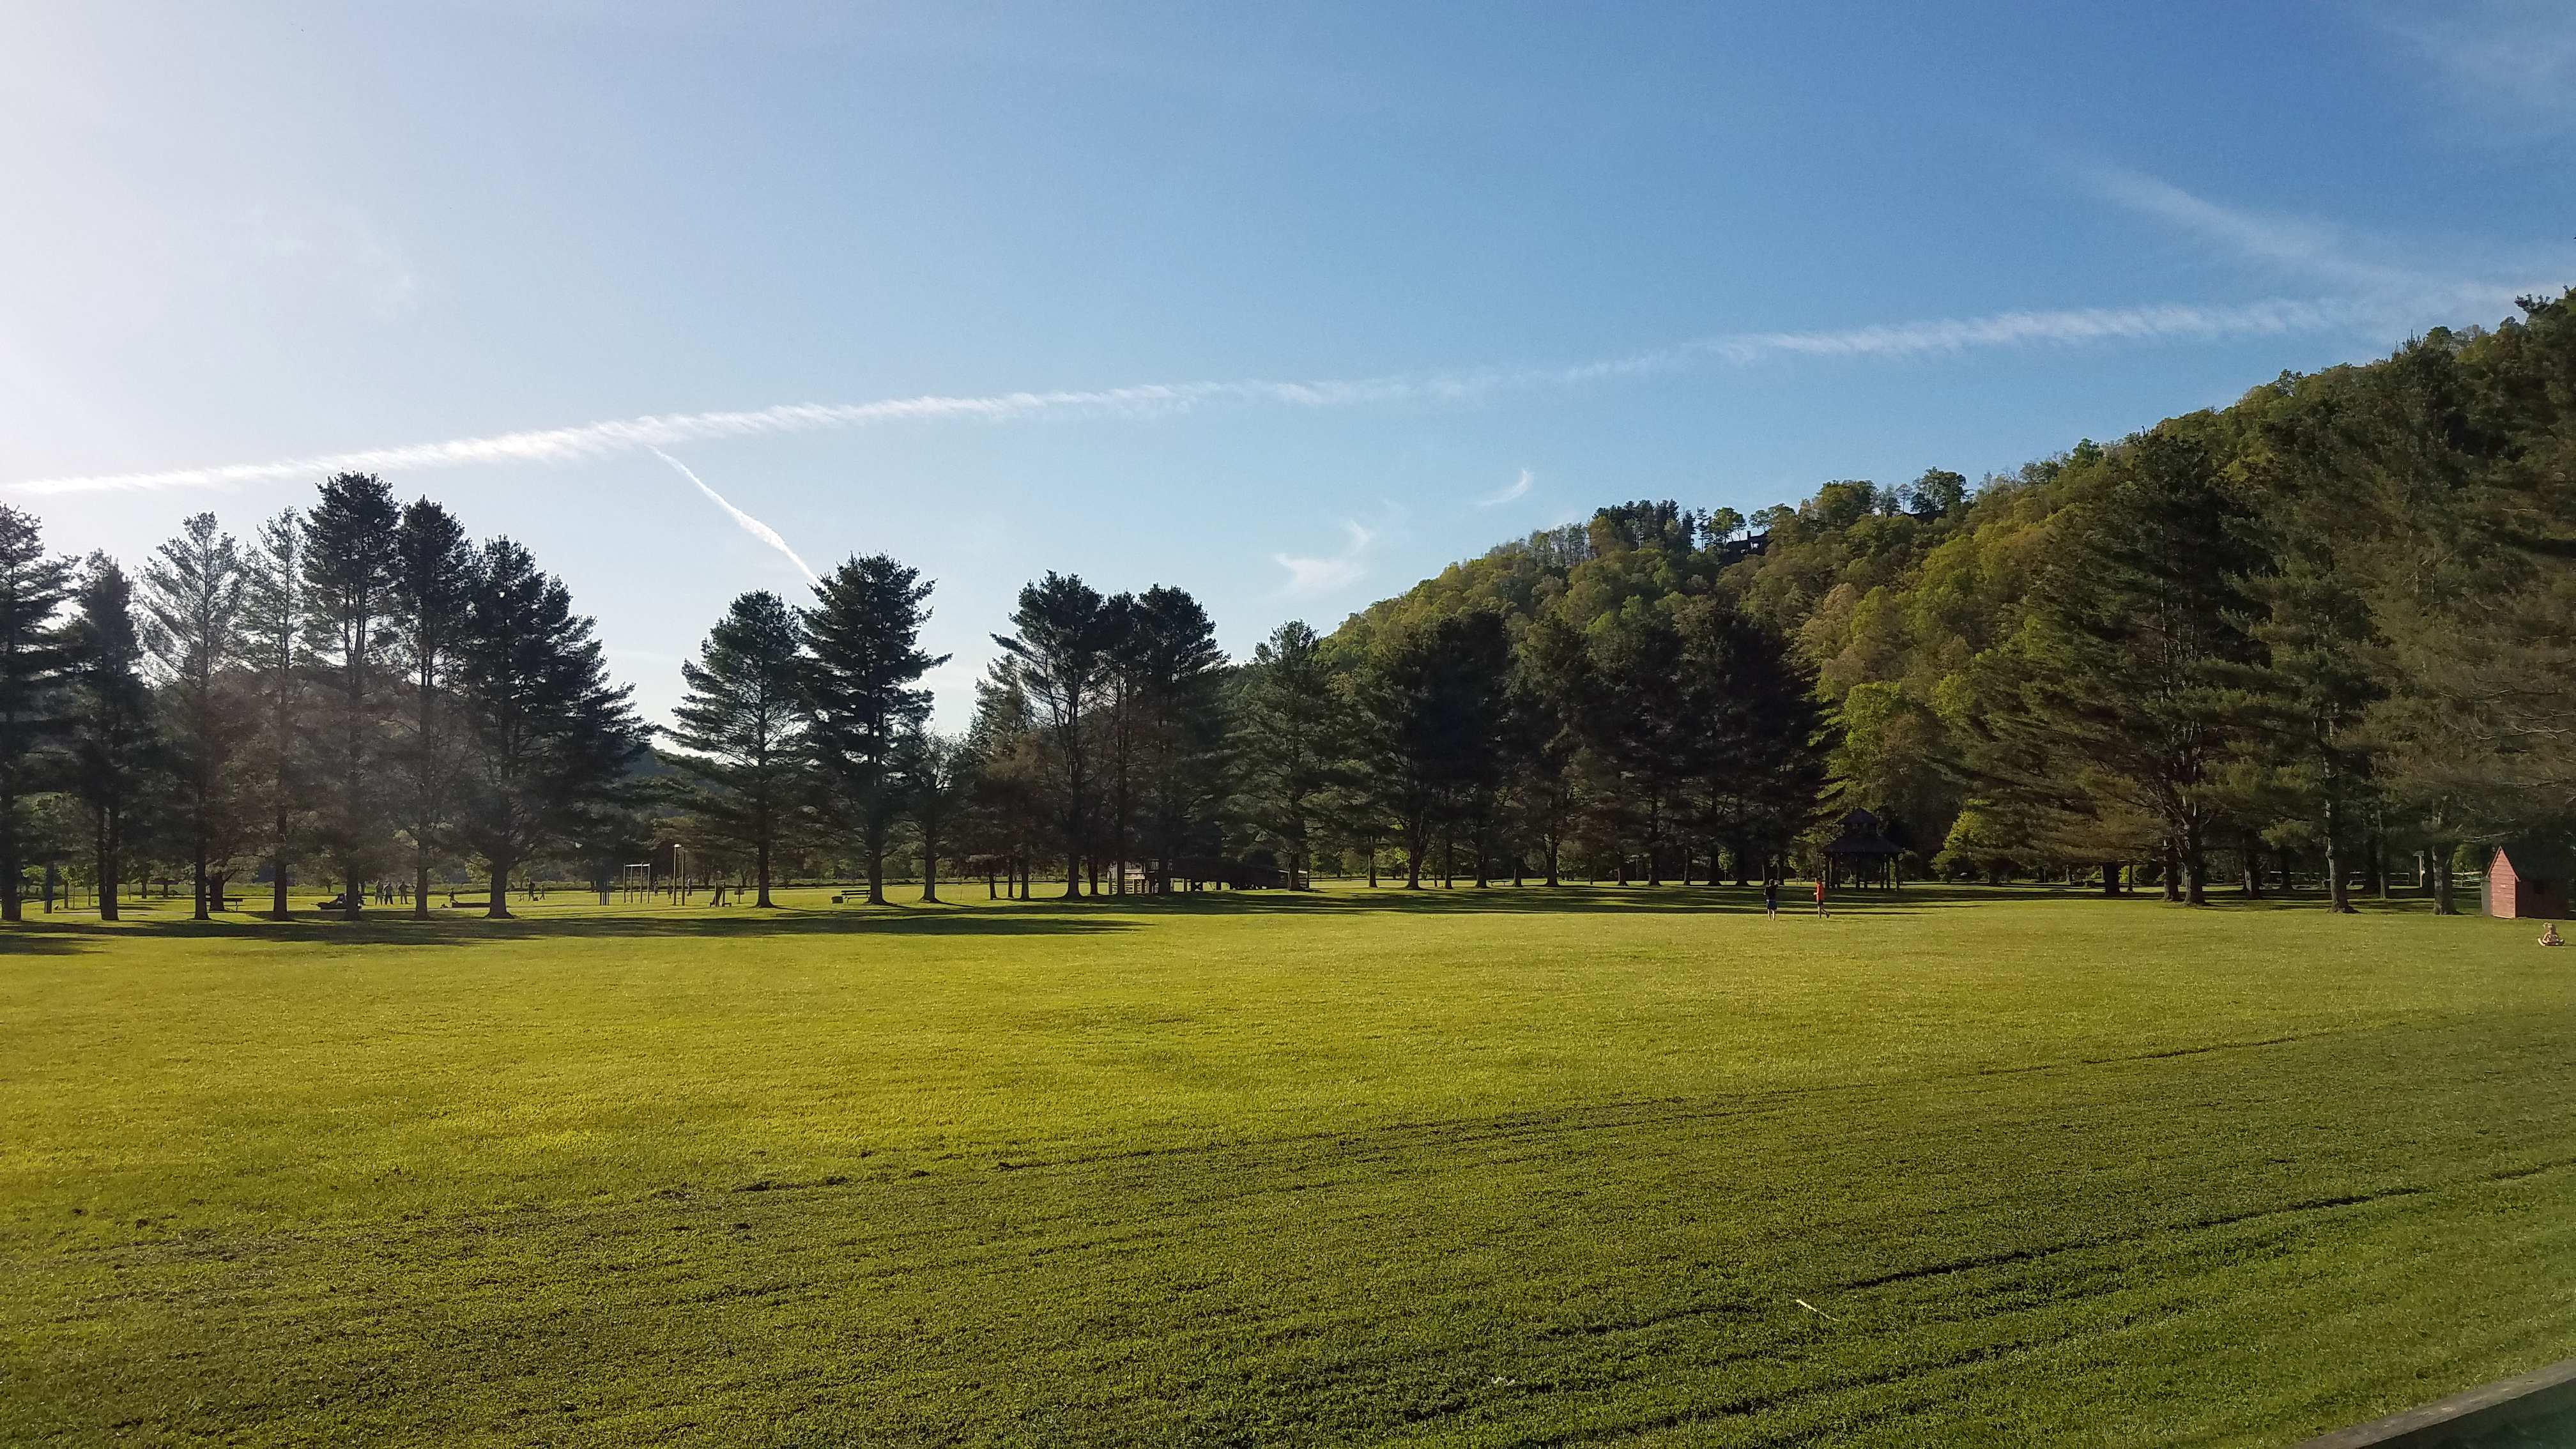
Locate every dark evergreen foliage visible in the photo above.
<box><xmin>63</xmin><ymin>557</ymin><xmax>159</xmax><ymax>921</ymax></box>
<box><xmin>668</xmin><ymin>590</ymin><xmax>809</xmax><ymax>907</ymax></box>
<box><xmin>450</xmin><ymin>539</ymin><xmax>647</xmax><ymax>917</ymax></box>
<box><xmin>0</xmin><ymin>507</ymin><xmax>73</xmax><ymax>920</ymax></box>
<box><xmin>804</xmin><ymin>556</ymin><xmax>946</xmax><ymax>904</ymax></box>
<box><xmin>138</xmin><ymin>513</ymin><xmax>249</xmax><ymax>920</ymax></box>
<box><xmin>300</xmin><ymin>473</ymin><xmax>401</xmax><ymax>918</ymax></box>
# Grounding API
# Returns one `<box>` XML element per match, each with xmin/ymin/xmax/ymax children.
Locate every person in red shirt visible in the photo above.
<box><xmin>1814</xmin><ymin>874</ymin><xmax>1829</xmax><ymax>919</ymax></box>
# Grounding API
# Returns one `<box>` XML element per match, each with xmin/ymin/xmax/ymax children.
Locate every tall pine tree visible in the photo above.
<box><xmin>451</xmin><ymin>539</ymin><xmax>645</xmax><ymax>917</ymax></box>
<box><xmin>0</xmin><ymin>507</ymin><xmax>73</xmax><ymax>921</ymax></box>
<box><xmin>805</xmin><ymin>556</ymin><xmax>946</xmax><ymax>905</ymax></box>
<box><xmin>139</xmin><ymin>514</ymin><xmax>250</xmax><ymax>919</ymax></box>
<box><xmin>668</xmin><ymin>590</ymin><xmax>809</xmax><ymax>907</ymax></box>
<box><xmin>990</xmin><ymin>572</ymin><xmax>1108</xmax><ymax>898</ymax></box>
<box><xmin>63</xmin><ymin>557</ymin><xmax>158</xmax><ymax>922</ymax></box>
<box><xmin>301</xmin><ymin>473</ymin><xmax>401</xmax><ymax>917</ymax></box>
<box><xmin>1234</xmin><ymin>620</ymin><xmax>1351</xmax><ymax>890</ymax></box>
<box><xmin>388</xmin><ymin>499</ymin><xmax>475</xmax><ymax>917</ymax></box>
<box><xmin>240</xmin><ymin>510</ymin><xmax>307</xmax><ymax>918</ymax></box>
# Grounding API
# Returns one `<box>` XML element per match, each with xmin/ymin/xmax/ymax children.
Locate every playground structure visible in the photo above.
<box><xmin>614</xmin><ymin>843</ymin><xmax>703</xmax><ymax>904</ymax></box>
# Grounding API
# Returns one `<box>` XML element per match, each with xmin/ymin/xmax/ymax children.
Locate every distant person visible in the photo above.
<box><xmin>1764</xmin><ymin>878</ymin><xmax>1779</xmax><ymax>919</ymax></box>
<box><xmin>2543</xmin><ymin>923</ymin><xmax>2563</xmax><ymax>947</ymax></box>
<box><xmin>1814</xmin><ymin>875</ymin><xmax>1829</xmax><ymax>919</ymax></box>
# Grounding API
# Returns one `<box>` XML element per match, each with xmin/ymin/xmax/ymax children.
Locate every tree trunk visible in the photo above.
<box><xmin>2323</xmin><ymin>796</ymin><xmax>2354</xmax><ymax>914</ymax></box>
<box><xmin>96</xmin><ymin>809</ymin><xmax>120</xmax><ymax>922</ymax></box>
<box><xmin>2430</xmin><ymin>844</ymin><xmax>2457</xmax><ymax>916</ymax></box>
<box><xmin>272</xmin><ymin>847</ymin><xmax>290</xmax><ymax>917</ymax></box>
<box><xmin>192</xmin><ymin>826</ymin><xmax>210</xmax><ymax>921</ymax></box>
<box><xmin>486</xmin><ymin>861</ymin><xmax>513</xmax><ymax>919</ymax></box>
<box><xmin>921</xmin><ymin>837</ymin><xmax>940</xmax><ymax>903</ymax></box>
<box><xmin>208</xmin><ymin>871</ymin><xmax>227</xmax><ymax>914</ymax></box>
<box><xmin>2101</xmin><ymin>862</ymin><xmax>2120</xmax><ymax>896</ymax></box>
<box><xmin>2161</xmin><ymin>839</ymin><xmax>2181</xmax><ymax>903</ymax></box>
<box><xmin>756</xmin><ymin>836</ymin><xmax>774</xmax><ymax>908</ymax></box>
<box><xmin>343</xmin><ymin>870</ymin><xmax>362</xmax><ymax>921</ymax></box>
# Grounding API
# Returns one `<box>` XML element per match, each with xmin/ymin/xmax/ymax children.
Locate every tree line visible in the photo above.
<box><xmin>0</xmin><ymin>473</ymin><xmax>642</xmax><ymax>921</ymax></box>
<box><xmin>9</xmin><ymin>287</ymin><xmax>2571</xmax><ymax>918</ymax></box>
<box><xmin>666</xmin><ymin>554</ymin><xmax>1824</xmax><ymax>902</ymax></box>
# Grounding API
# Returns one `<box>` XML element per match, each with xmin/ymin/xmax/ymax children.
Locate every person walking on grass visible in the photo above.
<box><xmin>1814</xmin><ymin>873</ymin><xmax>1829</xmax><ymax>919</ymax></box>
<box><xmin>1764</xmin><ymin>877</ymin><xmax>1779</xmax><ymax>919</ymax></box>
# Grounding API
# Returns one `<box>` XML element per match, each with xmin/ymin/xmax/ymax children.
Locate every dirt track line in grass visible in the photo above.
<box><xmin>1835</xmin><ymin>1153</ymin><xmax>2576</xmax><ymax>1294</ymax></box>
<box><xmin>1965</xmin><ymin>1029</ymin><xmax>2342</xmax><ymax>1078</ymax></box>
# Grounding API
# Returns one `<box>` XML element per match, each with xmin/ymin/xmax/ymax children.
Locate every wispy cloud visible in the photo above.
<box><xmin>2372</xmin><ymin>0</ymin><xmax>2576</xmax><ymax>133</ymax></box>
<box><xmin>650</xmin><ymin>449</ymin><xmax>818</xmax><ymax>586</ymax></box>
<box><xmin>6</xmin><ymin>291</ymin><xmax>2419</xmax><ymax>498</ymax></box>
<box><xmin>1477</xmin><ymin>468</ymin><xmax>1535</xmax><ymax>507</ymax></box>
<box><xmin>2086</xmin><ymin>167</ymin><xmax>2557</xmax><ymax>322</ymax></box>
<box><xmin>1275</xmin><ymin>519</ymin><xmax>1376</xmax><ymax>596</ymax></box>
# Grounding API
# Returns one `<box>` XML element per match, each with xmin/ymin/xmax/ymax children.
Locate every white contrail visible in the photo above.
<box><xmin>1476</xmin><ymin>469</ymin><xmax>1535</xmax><ymax>507</ymax></box>
<box><xmin>650</xmin><ymin>450</ymin><xmax>819</xmax><ymax>587</ymax></box>
<box><xmin>7</xmin><ymin>296</ymin><xmax>2372</xmax><ymax>498</ymax></box>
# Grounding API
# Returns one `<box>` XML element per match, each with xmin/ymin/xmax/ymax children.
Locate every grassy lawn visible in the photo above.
<box><xmin>3</xmin><ymin>883</ymin><xmax>2572</xmax><ymax>1446</ymax></box>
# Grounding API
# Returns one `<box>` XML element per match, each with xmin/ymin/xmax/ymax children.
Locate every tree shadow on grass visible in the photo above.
<box><xmin>0</xmin><ymin>907</ymin><xmax>1135</xmax><ymax>949</ymax></box>
<box><xmin>476</xmin><ymin>910</ymin><xmax>1135</xmax><ymax>942</ymax></box>
<box><xmin>6</xmin><ymin>882</ymin><xmax>2446</xmax><ymax>949</ymax></box>
<box><xmin>0</xmin><ymin>923</ymin><xmax>95</xmax><ymax>953</ymax></box>
<box><xmin>1112</xmin><ymin>882</ymin><xmax>2073</xmax><ymax>917</ymax></box>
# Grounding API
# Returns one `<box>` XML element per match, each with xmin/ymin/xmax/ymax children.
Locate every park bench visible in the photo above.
<box><xmin>444</xmin><ymin>892</ymin><xmax>492</xmax><ymax>909</ymax></box>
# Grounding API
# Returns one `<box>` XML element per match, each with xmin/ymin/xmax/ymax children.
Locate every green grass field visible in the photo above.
<box><xmin>4</xmin><ymin>884</ymin><xmax>2572</xmax><ymax>1446</ymax></box>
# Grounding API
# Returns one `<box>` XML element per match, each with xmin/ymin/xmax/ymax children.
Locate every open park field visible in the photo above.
<box><xmin>3</xmin><ymin>884</ymin><xmax>2573</xmax><ymax>1446</ymax></box>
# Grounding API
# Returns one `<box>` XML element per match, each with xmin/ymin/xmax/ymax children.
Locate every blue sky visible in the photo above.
<box><xmin>4</xmin><ymin>1</ymin><xmax>2570</xmax><ymax>726</ymax></box>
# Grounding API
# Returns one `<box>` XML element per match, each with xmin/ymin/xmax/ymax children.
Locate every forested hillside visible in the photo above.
<box><xmin>1321</xmin><ymin>288</ymin><xmax>2576</xmax><ymax>908</ymax></box>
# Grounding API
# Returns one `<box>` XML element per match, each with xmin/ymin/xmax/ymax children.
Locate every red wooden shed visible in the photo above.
<box><xmin>2483</xmin><ymin>843</ymin><xmax>2573</xmax><ymax>920</ymax></box>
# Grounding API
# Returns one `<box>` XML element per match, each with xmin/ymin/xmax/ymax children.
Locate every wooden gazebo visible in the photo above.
<box><xmin>1823</xmin><ymin>808</ymin><xmax>1904</xmax><ymax>889</ymax></box>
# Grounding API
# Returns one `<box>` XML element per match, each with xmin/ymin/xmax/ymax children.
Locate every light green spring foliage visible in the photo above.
<box><xmin>4</xmin><ymin>889</ymin><xmax>2572</xmax><ymax>1445</ymax></box>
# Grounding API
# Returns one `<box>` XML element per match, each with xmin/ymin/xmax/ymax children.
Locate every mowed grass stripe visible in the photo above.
<box><xmin>2</xmin><ymin>887</ymin><xmax>2571</xmax><ymax>1445</ymax></box>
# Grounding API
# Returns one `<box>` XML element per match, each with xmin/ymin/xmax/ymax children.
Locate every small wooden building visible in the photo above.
<box><xmin>2484</xmin><ymin>843</ymin><xmax>2572</xmax><ymax>920</ymax></box>
<box><xmin>1823</xmin><ymin>808</ymin><xmax>1905</xmax><ymax>890</ymax></box>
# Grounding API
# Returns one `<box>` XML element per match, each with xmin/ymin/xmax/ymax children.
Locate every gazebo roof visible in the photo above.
<box><xmin>1823</xmin><ymin>808</ymin><xmax>1903</xmax><ymax>856</ymax></box>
